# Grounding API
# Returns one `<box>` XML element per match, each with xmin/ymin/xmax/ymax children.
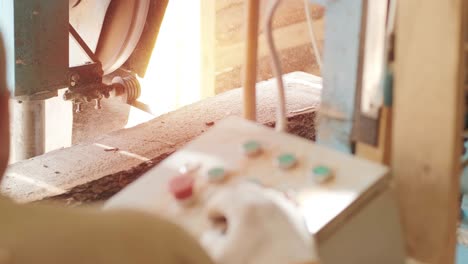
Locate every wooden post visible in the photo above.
<box><xmin>242</xmin><ymin>0</ymin><xmax>260</xmax><ymax>121</ymax></box>
<box><xmin>392</xmin><ymin>1</ymin><xmax>465</xmax><ymax>262</ymax></box>
<box><xmin>200</xmin><ymin>0</ymin><xmax>216</xmax><ymax>98</ymax></box>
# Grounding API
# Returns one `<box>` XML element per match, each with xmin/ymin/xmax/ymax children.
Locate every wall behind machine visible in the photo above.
<box><xmin>212</xmin><ymin>0</ymin><xmax>324</xmax><ymax>94</ymax></box>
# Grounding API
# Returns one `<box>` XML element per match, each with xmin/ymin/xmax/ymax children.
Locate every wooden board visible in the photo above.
<box><xmin>392</xmin><ymin>0</ymin><xmax>465</xmax><ymax>262</ymax></box>
<box><xmin>1</xmin><ymin>72</ymin><xmax>322</xmax><ymax>204</ymax></box>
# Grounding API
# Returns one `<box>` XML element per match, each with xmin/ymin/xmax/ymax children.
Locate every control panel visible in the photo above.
<box><xmin>104</xmin><ymin>116</ymin><xmax>404</xmax><ymax>263</ymax></box>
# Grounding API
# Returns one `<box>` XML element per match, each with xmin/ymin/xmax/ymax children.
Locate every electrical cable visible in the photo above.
<box><xmin>303</xmin><ymin>0</ymin><xmax>323</xmax><ymax>72</ymax></box>
<box><xmin>264</xmin><ymin>0</ymin><xmax>287</xmax><ymax>132</ymax></box>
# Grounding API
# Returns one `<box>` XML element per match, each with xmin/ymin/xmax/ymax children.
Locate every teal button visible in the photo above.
<box><xmin>207</xmin><ymin>167</ymin><xmax>227</xmax><ymax>182</ymax></box>
<box><xmin>276</xmin><ymin>153</ymin><xmax>298</xmax><ymax>170</ymax></box>
<box><xmin>312</xmin><ymin>165</ymin><xmax>334</xmax><ymax>183</ymax></box>
<box><xmin>243</xmin><ymin>140</ymin><xmax>262</xmax><ymax>157</ymax></box>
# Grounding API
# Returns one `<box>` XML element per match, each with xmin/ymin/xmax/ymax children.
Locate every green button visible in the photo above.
<box><xmin>207</xmin><ymin>167</ymin><xmax>227</xmax><ymax>182</ymax></box>
<box><xmin>312</xmin><ymin>165</ymin><xmax>334</xmax><ymax>183</ymax></box>
<box><xmin>243</xmin><ymin>140</ymin><xmax>262</xmax><ymax>156</ymax></box>
<box><xmin>276</xmin><ymin>153</ymin><xmax>298</xmax><ymax>170</ymax></box>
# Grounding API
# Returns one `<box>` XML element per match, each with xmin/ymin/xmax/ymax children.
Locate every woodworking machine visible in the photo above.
<box><xmin>0</xmin><ymin>0</ymin><xmax>389</xmax><ymax>161</ymax></box>
<box><xmin>0</xmin><ymin>0</ymin><xmax>167</xmax><ymax>160</ymax></box>
<box><xmin>1</xmin><ymin>0</ymin><xmax>406</xmax><ymax>263</ymax></box>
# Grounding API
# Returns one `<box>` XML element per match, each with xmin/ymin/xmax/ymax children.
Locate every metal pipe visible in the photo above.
<box><xmin>12</xmin><ymin>100</ymin><xmax>45</xmax><ymax>161</ymax></box>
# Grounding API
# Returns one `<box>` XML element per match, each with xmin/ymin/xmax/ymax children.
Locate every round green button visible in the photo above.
<box><xmin>312</xmin><ymin>165</ymin><xmax>334</xmax><ymax>183</ymax></box>
<box><xmin>276</xmin><ymin>153</ymin><xmax>298</xmax><ymax>170</ymax></box>
<box><xmin>243</xmin><ymin>140</ymin><xmax>262</xmax><ymax>156</ymax></box>
<box><xmin>207</xmin><ymin>167</ymin><xmax>227</xmax><ymax>182</ymax></box>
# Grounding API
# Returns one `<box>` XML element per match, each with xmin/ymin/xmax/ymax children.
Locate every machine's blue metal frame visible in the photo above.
<box><xmin>314</xmin><ymin>0</ymin><xmax>365</xmax><ymax>153</ymax></box>
<box><xmin>0</xmin><ymin>0</ymin><xmax>69</xmax><ymax>100</ymax></box>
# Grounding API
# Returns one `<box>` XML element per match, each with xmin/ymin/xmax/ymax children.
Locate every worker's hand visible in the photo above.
<box><xmin>200</xmin><ymin>182</ymin><xmax>317</xmax><ymax>264</ymax></box>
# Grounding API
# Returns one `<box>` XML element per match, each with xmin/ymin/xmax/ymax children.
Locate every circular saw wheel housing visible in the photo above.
<box><xmin>70</xmin><ymin>0</ymin><xmax>150</xmax><ymax>75</ymax></box>
<box><xmin>96</xmin><ymin>0</ymin><xmax>150</xmax><ymax>75</ymax></box>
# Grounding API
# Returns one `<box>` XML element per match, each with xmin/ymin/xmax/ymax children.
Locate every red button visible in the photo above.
<box><xmin>169</xmin><ymin>175</ymin><xmax>194</xmax><ymax>200</ymax></box>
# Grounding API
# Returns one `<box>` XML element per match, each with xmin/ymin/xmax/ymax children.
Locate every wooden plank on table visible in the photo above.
<box><xmin>1</xmin><ymin>72</ymin><xmax>322</xmax><ymax>204</ymax></box>
<box><xmin>392</xmin><ymin>0</ymin><xmax>465</xmax><ymax>262</ymax></box>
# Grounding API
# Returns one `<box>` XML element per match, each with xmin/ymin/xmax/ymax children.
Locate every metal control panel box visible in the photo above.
<box><xmin>105</xmin><ymin>117</ymin><xmax>405</xmax><ymax>263</ymax></box>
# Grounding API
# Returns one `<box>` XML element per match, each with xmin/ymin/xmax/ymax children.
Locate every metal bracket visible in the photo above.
<box><xmin>64</xmin><ymin>62</ymin><xmax>110</xmax><ymax>112</ymax></box>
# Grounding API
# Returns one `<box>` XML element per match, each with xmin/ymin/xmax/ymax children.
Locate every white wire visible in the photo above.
<box><xmin>265</xmin><ymin>0</ymin><xmax>287</xmax><ymax>132</ymax></box>
<box><xmin>303</xmin><ymin>0</ymin><xmax>323</xmax><ymax>72</ymax></box>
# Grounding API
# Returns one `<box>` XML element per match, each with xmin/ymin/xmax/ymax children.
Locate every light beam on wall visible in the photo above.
<box><xmin>126</xmin><ymin>0</ymin><xmax>202</xmax><ymax>128</ymax></box>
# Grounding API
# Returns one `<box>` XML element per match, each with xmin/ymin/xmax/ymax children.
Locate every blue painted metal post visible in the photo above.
<box><xmin>315</xmin><ymin>0</ymin><xmax>365</xmax><ymax>153</ymax></box>
<box><xmin>0</xmin><ymin>0</ymin><xmax>69</xmax><ymax>99</ymax></box>
<box><xmin>0</xmin><ymin>0</ymin><xmax>69</xmax><ymax>160</ymax></box>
